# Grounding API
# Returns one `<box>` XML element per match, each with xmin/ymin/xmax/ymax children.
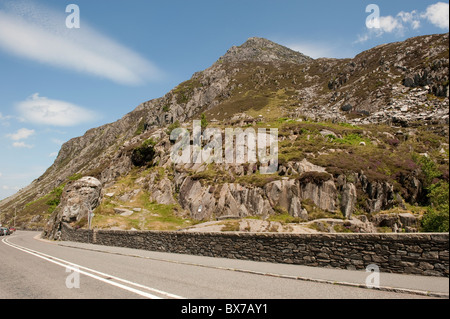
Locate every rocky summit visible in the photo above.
<box><xmin>218</xmin><ymin>37</ymin><xmax>313</xmax><ymax>64</ymax></box>
<box><xmin>0</xmin><ymin>33</ymin><xmax>448</xmax><ymax>237</ymax></box>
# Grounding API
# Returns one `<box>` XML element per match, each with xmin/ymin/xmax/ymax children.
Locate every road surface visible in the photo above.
<box><xmin>1</xmin><ymin>231</ymin><xmax>447</xmax><ymax>300</ymax></box>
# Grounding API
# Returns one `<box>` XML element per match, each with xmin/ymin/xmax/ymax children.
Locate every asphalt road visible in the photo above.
<box><xmin>0</xmin><ymin>231</ymin><xmax>445</xmax><ymax>300</ymax></box>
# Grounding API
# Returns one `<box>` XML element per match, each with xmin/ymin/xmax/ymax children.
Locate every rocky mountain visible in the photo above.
<box><xmin>1</xmin><ymin>33</ymin><xmax>448</xmax><ymax>236</ymax></box>
<box><xmin>219</xmin><ymin>37</ymin><xmax>313</xmax><ymax>64</ymax></box>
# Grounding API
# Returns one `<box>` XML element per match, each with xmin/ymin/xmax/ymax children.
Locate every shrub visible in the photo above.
<box><xmin>68</xmin><ymin>173</ymin><xmax>82</xmax><ymax>181</ymax></box>
<box><xmin>386</xmin><ymin>138</ymin><xmax>400</xmax><ymax>147</ymax></box>
<box><xmin>297</xmin><ymin>171</ymin><xmax>332</xmax><ymax>184</ymax></box>
<box><xmin>421</xmin><ymin>208</ymin><xmax>449</xmax><ymax>232</ymax></box>
<box><xmin>236</xmin><ymin>173</ymin><xmax>280</xmax><ymax>188</ymax></box>
<box><xmin>134</xmin><ymin>118</ymin><xmax>147</xmax><ymax>136</ymax></box>
<box><xmin>421</xmin><ymin>181</ymin><xmax>449</xmax><ymax>232</ymax></box>
<box><xmin>201</xmin><ymin>113</ymin><xmax>208</xmax><ymax>129</ymax></box>
<box><xmin>341</xmin><ymin>104</ymin><xmax>353</xmax><ymax>112</ymax></box>
<box><xmin>167</xmin><ymin>120</ymin><xmax>181</xmax><ymax>135</ymax></box>
<box><xmin>415</xmin><ymin>155</ymin><xmax>442</xmax><ymax>187</ymax></box>
<box><xmin>428</xmin><ymin>181</ymin><xmax>449</xmax><ymax>209</ymax></box>
<box><xmin>45</xmin><ymin>184</ymin><xmax>66</xmax><ymax>213</ymax></box>
<box><xmin>131</xmin><ymin>139</ymin><xmax>156</xmax><ymax>167</ymax></box>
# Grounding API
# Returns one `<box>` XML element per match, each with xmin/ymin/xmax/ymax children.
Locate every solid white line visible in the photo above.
<box><xmin>2</xmin><ymin>236</ymin><xmax>184</xmax><ymax>299</ymax></box>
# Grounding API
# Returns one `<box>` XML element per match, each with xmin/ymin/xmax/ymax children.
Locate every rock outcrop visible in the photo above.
<box><xmin>44</xmin><ymin>177</ymin><xmax>102</xmax><ymax>240</ymax></box>
<box><xmin>340</xmin><ymin>183</ymin><xmax>357</xmax><ymax>219</ymax></box>
<box><xmin>371</xmin><ymin>212</ymin><xmax>419</xmax><ymax>233</ymax></box>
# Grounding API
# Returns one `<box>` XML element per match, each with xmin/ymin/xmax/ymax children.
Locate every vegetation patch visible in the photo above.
<box><xmin>220</xmin><ymin>220</ymin><xmax>241</xmax><ymax>232</ymax></box>
<box><xmin>268</xmin><ymin>212</ymin><xmax>303</xmax><ymax>224</ymax></box>
<box><xmin>131</xmin><ymin>138</ymin><xmax>156</xmax><ymax>167</ymax></box>
<box><xmin>173</xmin><ymin>79</ymin><xmax>203</xmax><ymax>104</ymax></box>
<box><xmin>93</xmin><ymin>189</ymin><xmax>194</xmax><ymax>231</ymax></box>
<box><xmin>297</xmin><ymin>172</ymin><xmax>332</xmax><ymax>185</ymax></box>
<box><xmin>235</xmin><ymin>173</ymin><xmax>281</xmax><ymax>188</ymax></box>
<box><xmin>333</xmin><ymin>224</ymin><xmax>353</xmax><ymax>233</ymax></box>
<box><xmin>420</xmin><ymin>181</ymin><xmax>449</xmax><ymax>232</ymax></box>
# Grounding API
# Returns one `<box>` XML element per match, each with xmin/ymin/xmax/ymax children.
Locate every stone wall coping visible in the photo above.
<box><xmin>81</xmin><ymin>227</ymin><xmax>449</xmax><ymax>241</ymax></box>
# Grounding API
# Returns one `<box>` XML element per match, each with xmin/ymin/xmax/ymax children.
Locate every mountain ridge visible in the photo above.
<box><xmin>217</xmin><ymin>37</ymin><xmax>313</xmax><ymax>64</ymax></box>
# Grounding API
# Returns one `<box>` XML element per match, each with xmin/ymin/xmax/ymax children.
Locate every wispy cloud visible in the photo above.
<box><xmin>0</xmin><ymin>111</ymin><xmax>12</xmax><ymax>127</ymax></box>
<box><xmin>0</xmin><ymin>0</ymin><xmax>162</xmax><ymax>85</ymax></box>
<box><xmin>0</xmin><ymin>112</ymin><xmax>10</xmax><ymax>120</ymax></box>
<box><xmin>12</xmin><ymin>141</ymin><xmax>34</xmax><ymax>149</ymax></box>
<box><xmin>7</xmin><ymin>128</ymin><xmax>35</xmax><ymax>140</ymax></box>
<box><xmin>356</xmin><ymin>2</ymin><xmax>449</xmax><ymax>43</ymax></box>
<box><xmin>16</xmin><ymin>93</ymin><xmax>97</xmax><ymax>127</ymax></box>
<box><xmin>6</xmin><ymin>127</ymin><xmax>35</xmax><ymax>148</ymax></box>
<box><xmin>398</xmin><ymin>10</ymin><xmax>421</xmax><ymax>30</ymax></box>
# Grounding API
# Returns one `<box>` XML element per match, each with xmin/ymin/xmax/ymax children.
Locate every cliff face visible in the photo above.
<box><xmin>1</xmin><ymin>33</ymin><xmax>449</xmax><ymax>234</ymax></box>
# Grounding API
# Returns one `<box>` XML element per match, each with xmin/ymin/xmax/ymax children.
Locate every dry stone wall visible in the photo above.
<box><xmin>60</xmin><ymin>223</ymin><xmax>449</xmax><ymax>277</ymax></box>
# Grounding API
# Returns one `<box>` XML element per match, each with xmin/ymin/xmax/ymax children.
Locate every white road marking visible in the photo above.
<box><xmin>2</xmin><ymin>236</ymin><xmax>184</xmax><ymax>299</ymax></box>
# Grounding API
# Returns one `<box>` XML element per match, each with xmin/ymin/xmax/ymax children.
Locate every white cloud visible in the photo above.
<box><xmin>356</xmin><ymin>34</ymin><xmax>370</xmax><ymax>43</ymax></box>
<box><xmin>0</xmin><ymin>172</ymin><xmax>2</xmax><ymax>178</ymax></box>
<box><xmin>356</xmin><ymin>2</ymin><xmax>449</xmax><ymax>43</ymax></box>
<box><xmin>49</xmin><ymin>152</ymin><xmax>58</xmax><ymax>158</ymax></box>
<box><xmin>398</xmin><ymin>10</ymin><xmax>421</xmax><ymax>30</ymax></box>
<box><xmin>0</xmin><ymin>1</ymin><xmax>162</xmax><ymax>85</ymax></box>
<box><xmin>379</xmin><ymin>15</ymin><xmax>404</xmax><ymax>34</ymax></box>
<box><xmin>7</xmin><ymin>128</ymin><xmax>35</xmax><ymax>140</ymax></box>
<box><xmin>16</xmin><ymin>93</ymin><xmax>97</xmax><ymax>127</ymax></box>
<box><xmin>422</xmin><ymin>2</ymin><xmax>449</xmax><ymax>30</ymax></box>
<box><xmin>12</xmin><ymin>141</ymin><xmax>34</xmax><ymax>149</ymax></box>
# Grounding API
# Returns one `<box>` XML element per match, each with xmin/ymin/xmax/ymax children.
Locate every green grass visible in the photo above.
<box><xmin>267</xmin><ymin>212</ymin><xmax>303</xmax><ymax>224</ymax></box>
<box><xmin>302</xmin><ymin>199</ymin><xmax>344</xmax><ymax>221</ymax></box>
<box><xmin>92</xmin><ymin>172</ymin><xmax>194</xmax><ymax>231</ymax></box>
<box><xmin>68</xmin><ymin>173</ymin><xmax>83</xmax><ymax>181</ymax></box>
<box><xmin>235</xmin><ymin>173</ymin><xmax>281</xmax><ymax>188</ymax></box>
<box><xmin>331</xmin><ymin>133</ymin><xmax>371</xmax><ymax>146</ymax></box>
<box><xmin>139</xmin><ymin>192</ymin><xmax>188</xmax><ymax>227</ymax></box>
<box><xmin>24</xmin><ymin>184</ymin><xmax>66</xmax><ymax>214</ymax></box>
<box><xmin>190</xmin><ymin>165</ymin><xmax>229</xmax><ymax>185</ymax></box>
<box><xmin>172</xmin><ymin>79</ymin><xmax>203</xmax><ymax>104</ymax></box>
<box><xmin>220</xmin><ymin>220</ymin><xmax>241</xmax><ymax>232</ymax></box>
<box><xmin>333</xmin><ymin>224</ymin><xmax>354</xmax><ymax>233</ymax></box>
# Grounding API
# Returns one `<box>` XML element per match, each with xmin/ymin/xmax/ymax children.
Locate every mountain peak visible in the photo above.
<box><xmin>218</xmin><ymin>37</ymin><xmax>313</xmax><ymax>64</ymax></box>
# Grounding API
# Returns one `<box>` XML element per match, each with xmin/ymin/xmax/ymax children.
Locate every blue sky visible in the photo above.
<box><xmin>0</xmin><ymin>0</ymin><xmax>448</xmax><ymax>200</ymax></box>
